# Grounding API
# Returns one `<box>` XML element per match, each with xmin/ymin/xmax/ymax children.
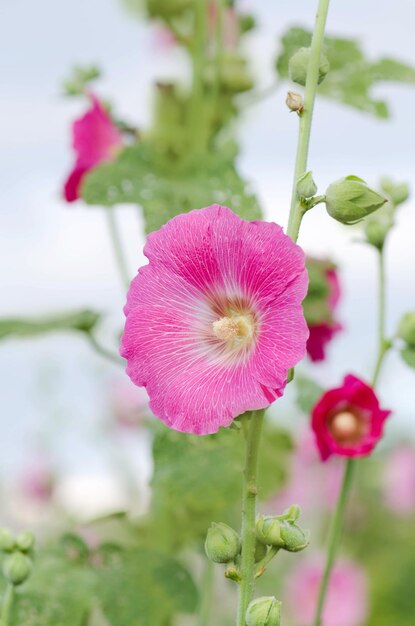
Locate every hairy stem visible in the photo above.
<box><xmin>106</xmin><ymin>209</ymin><xmax>130</xmax><ymax>290</ymax></box>
<box><xmin>286</xmin><ymin>0</ymin><xmax>331</xmax><ymax>242</ymax></box>
<box><xmin>236</xmin><ymin>410</ymin><xmax>265</xmax><ymax>626</ymax></box>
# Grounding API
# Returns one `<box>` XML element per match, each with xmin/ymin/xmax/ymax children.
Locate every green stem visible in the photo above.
<box><xmin>106</xmin><ymin>209</ymin><xmax>130</xmax><ymax>290</ymax></box>
<box><xmin>286</xmin><ymin>0</ymin><xmax>331</xmax><ymax>243</ymax></box>
<box><xmin>213</xmin><ymin>0</ymin><xmax>224</xmax><ymax>103</ymax></box>
<box><xmin>313</xmin><ymin>459</ymin><xmax>355</xmax><ymax>626</ymax></box>
<box><xmin>254</xmin><ymin>546</ymin><xmax>280</xmax><ymax>579</ymax></box>
<box><xmin>372</xmin><ymin>248</ymin><xmax>390</xmax><ymax>387</ymax></box>
<box><xmin>0</xmin><ymin>584</ymin><xmax>14</xmax><ymax>626</ymax></box>
<box><xmin>236</xmin><ymin>410</ymin><xmax>265</xmax><ymax>626</ymax></box>
<box><xmin>199</xmin><ymin>558</ymin><xmax>214</xmax><ymax>626</ymax></box>
<box><xmin>190</xmin><ymin>0</ymin><xmax>207</xmax><ymax>154</ymax></box>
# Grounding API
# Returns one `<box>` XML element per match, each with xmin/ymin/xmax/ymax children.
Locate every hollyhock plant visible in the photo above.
<box><xmin>121</xmin><ymin>204</ymin><xmax>308</xmax><ymax>434</ymax></box>
<box><xmin>312</xmin><ymin>374</ymin><xmax>391</xmax><ymax>461</ymax></box>
<box><xmin>304</xmin><ymin>258</ymin><xmax>342</xmax><ymax>362</ymax></box>
<box><xmin>382</xmin><ymin>446</ymin><xmax>415</xmax><ymax>516</ymax></box>
<box><xmin>63</xmin><ymin>94</ymin><xmax>123</xmax><ymax>202</ymax></box>
<box><xmin>284</xmin><ymin>556</ymin><xmax>368</xmax><ymax>626</ymax></box>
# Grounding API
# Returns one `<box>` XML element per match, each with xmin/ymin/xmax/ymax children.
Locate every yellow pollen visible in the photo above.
<box><xmin>212</xmin><ymin>314</ymin><xmax>254</xmax><ymax>345</ymax></box>
<box><xmin>330</xmin><ymin>411</ymin><xmax>360</xmax><ymax>440</ymax></box>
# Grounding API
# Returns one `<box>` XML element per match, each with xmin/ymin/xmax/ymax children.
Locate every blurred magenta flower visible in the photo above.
<box><xmin>312</xmin><ymin>374</ymin><xmax>391</xmax><ymax>461</ymax></box>
<box><xmin>63</xmin><ymin>94</ymin><xmax>122</xmax><ymax>202</ymax></box>
<box><xmin>306</xmin><ymin>260</ymin><xmax>342</xmax><ymax>362</ymax></box>
<box><xmin>19</xmin><ymin>456</ymin><xmax>55</xmax><ymax>503</ymax></box>
<box><xmin>383</xmin><ymin>445</ymin><xmax>415</xmax><ymax>516</ymax></box>
<box><xmin>284</xmin><ymin>556</ymin><xmax>368</xmax><ymax>626</ymax></box>
<box><xmin>121</xmin><ymin>204</ymin><xmax>308</xmax><ymax>434</ymax></box>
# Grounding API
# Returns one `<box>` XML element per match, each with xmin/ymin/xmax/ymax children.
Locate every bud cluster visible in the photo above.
<box><xmin>256</xmin><ymin>505</ymin><xmax>310</xmax><ymax>553</ymax></box>
<box><xmin>0</xmin><ymin>528</ymin><xmax>35</xmax><ymax>587</ymax></box>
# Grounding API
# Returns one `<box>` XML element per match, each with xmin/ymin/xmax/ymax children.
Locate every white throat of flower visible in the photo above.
<box><xmin>212</xmin><ymin>314</ymin><xmax>255</xmax><ymax>349</ymax></box>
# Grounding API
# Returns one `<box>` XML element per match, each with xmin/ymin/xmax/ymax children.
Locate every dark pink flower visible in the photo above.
<box><xmin>121</xmin><ymin>205</ymin><xmax>308</xmax><ymax>434</ymax></box>
<box><xmin>284</xmin><ymin>556</ymin><xmax>368</xmax><ymax>626</ymax></box>
<box><xmin>63</xmin><ymin>94</ymin><xmax>122</xmax><ymax>202</ymax></box>
<box><xmin>307</xmin><ymin>322</ymin><xmax>342</xmax><ymax>362</ymax></box>
<box><xmin>312</xmin><ymin>374</ymin><xmax>391</xmax><ymax>461</ymax></box>
<box><xmin>382</xmin><ymin>446</ymin><xmax>415</xmax><ymax>516</ymax></box>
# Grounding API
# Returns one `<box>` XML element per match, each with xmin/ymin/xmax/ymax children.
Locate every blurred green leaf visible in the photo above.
<box><xmin>401</xmin><ymin>347</ymin><xmax>415</xmax><ymax>369</ymax></box>
<box><xmin>295</xmin><ymin>374</ymin><xmax>324</xmax><ymax>415</ymax></box>
<box><xmin>81</xmin><ymin>142</ymin><xmax>262</xmax><ymax>232</ymax></box>
<box><xmin>0</xmin><ymin>310</ymin><xmax>101</xmax><ymax>341</ymax></box>
<box><xmin>276</xmin><ymin>26</ymin><xmax>415</xmax><ymax>117</ymax></box>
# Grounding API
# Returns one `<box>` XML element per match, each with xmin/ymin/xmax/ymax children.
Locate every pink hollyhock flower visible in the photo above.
<box><xmin>306</xmin><ymin>261</ymin><xmax>342</xmax><ymax>362</ymax></box>
<box><xmin>121</xmin><ymin>204</ymin><xmax>308</xmax><ymax>434</ymax></box>
<box><xmin>284</xmin><ymin>556</ymin><xmax>368</xmax><ymax>626</ymax></box>
<box><xmin>63</xmin><ymin>94</ymin><xmax>122</xmax><ymax>202</ymax></box>
<box><xmin>312</xmin><ymin>374</ymin><xmax>391</xmax><ymax>461</ymax></box>
<box><xmin>383</xmin><ymin>445</ymin><xmax>415</xmax><ymax>516</ymax></box>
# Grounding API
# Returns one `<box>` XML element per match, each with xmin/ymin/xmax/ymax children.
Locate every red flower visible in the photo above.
<box><xmin>63</xmin><ymin>94</ymin><xmax>122</xmax><ymax>202</ymax></box>
<box><xmin>312</xmin><ymin>374</ymin><xmax>391</xmax><ymax>461</ymax></box>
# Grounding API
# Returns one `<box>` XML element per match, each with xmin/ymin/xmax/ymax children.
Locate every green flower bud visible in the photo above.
<box><xmin>325</xmin><ymin>176</ymin><xmax>387</xmax><ymax>225</ymax></box>
<box><xmin>398</xmin><ymin>312</ymin><xmax>415</xmax><ymax>347</ymax></box>
<box><xmin>16</xmin><ymin>531</ymin><xmax>35</xmax><ymax>553</ymax></box>
<box><xmin>289</xmin><ymin>47</ymin><xmax>329</xmax><ymax>87</ymax></box>
<box><xmin>246</xmin><ymin>596</ymin><xmax>281</xmax><ymax>626</ymax></box>
<box><xmin>364</xmin><ymin>219</ymin><xmax>390</xmax><ymax>250</ymax></box>
<box><xmin>279</xmin><ymin>521</ymin><xmax>310</xmax><ymax>552</ymax></box>
<box><xmin>286</xmin><ymin>91</ymin><xmax>304</xmax><ymax>113</ymax></box>
<box><xmin>256</xmin><ymin>516</ymin><xmax>284</xmax><ymax>547</ymax></box>
<box><xmin>3</xmin><ymin>553</ymin><xmax>32</xmax><ymax>586</ymax></box>
<box><xmin>297</xmin><ymin>171</ymin><xmax>317</xmax><ymax>198</ymax></box>
<box><xmin>205</xmin><ymin>523</ymin><xmax>241</xmax><ymax>563</ymax></box>
<box><xmin>254</xmin><ymin>540</ymin><xmax>268</xmax><ymax>563</ymax></box>
<box><xmin>380</xmin><ymin>177</ymin><xmax>409</xmax><ymax>207</ymax></box>
<box><xmin>0</xmin><ymin>528</ymin><xmax>15</xmax><ymax>553</ymax></box>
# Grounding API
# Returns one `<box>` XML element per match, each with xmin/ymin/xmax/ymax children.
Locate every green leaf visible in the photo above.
<box><xmin>95</xmin><ymin>547</ymin><xmax>198</xmax><ymax>626</ymax></box>
<box><xmin>276</xmin><ymin>26</ymin><xmax>415</xmax><ymax>117</ymax></box>
<box><xmin>401</xmin><ymin>347</ymin><xmax>415</xmax><ymax>369</ymax></box>
<box><xmin>295</xmin><ymin>374</ymin><xmax>324</xmax><ymax>414</ymax></box>
<box><xmin>0</xmin><ymin>310</ymin><xmax>101</xmax><ymax>341</ymax></box>
<box><xmin>81</xmin><ymin>142</ymin><xmax>262</xmax><ymax>232</ymax></box>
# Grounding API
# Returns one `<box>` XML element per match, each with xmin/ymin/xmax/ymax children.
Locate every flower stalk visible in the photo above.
<box><xmin>0</xmin><ymin>584</ymin><xmax>14</xmax><ymax>626</ymax></box>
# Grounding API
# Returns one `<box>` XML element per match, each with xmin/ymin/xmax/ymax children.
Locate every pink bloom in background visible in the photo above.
<box><xmin>306</xmin><ymin>263</ymin><xmax>342</xmax><ymax>362</ymax></box>
<box><xmin>110</xmin><ymin>377</ymin><xmax>150</xmax><ymax>429</ymax></box>
<box><xmin>121</xmin><ymin>205</ymin><xmax>308</xmax><ymax>434</ymax></box>
<box><xmin>208</xmin><ymin>2</ymin><xmax>239</xmax><ymax>49</ymax></box>
<box><xmin>63</xmin><ymin>94</ymin><xmax>122</xmax><ymax>202</ymax></box>
<box><xmin>312</xmin><ymin>374</ymin><xmax>391</xmax><ymax>461</ymax></box>
<box><xmin>152</xmin><ymin>26</ymin><xmax>177</xmax><ymax>52</ymax></box>
<box><xmin>285</xmin><ymin>556</ymin><xmax>368</xmax><ymax>626</ymax></box>
<box><xmin>383</xmin><ymin>445</ymin><xmax>415</xmax><ymax>516</ymax></box>
<box><xmin>19</xmin><ymin>456</ymin><xmax>55</xmax><ymax>503</ymax></box>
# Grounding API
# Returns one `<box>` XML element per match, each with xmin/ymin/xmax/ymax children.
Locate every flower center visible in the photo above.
<box><xmin>212</xmin><ymin>314</ymin><xmax>255</xmax><ymax>348</ymax></box>
<box><xmin>329</xmin><ymin>409</ymin><xmax>367</xmax><ymax>446</ymax></box>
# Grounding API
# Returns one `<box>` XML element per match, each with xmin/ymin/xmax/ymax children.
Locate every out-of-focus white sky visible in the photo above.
<box><xmin>1</xmin><ymin>0</ymin><xmax>415</xmax><ymax>486</ymax></box>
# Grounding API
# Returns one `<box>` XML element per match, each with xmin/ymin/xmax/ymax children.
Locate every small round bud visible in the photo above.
<box><xmin>380</xmin><ymin>177</ymin><xmax>409</xmax><ymax>207</ymax></box>
<box><xmin>289</xmin><ymin>47</ymin><xmax>329</xmax><ymax>87</ymax></box>
<box><xmin>364</xmin><ymin>219</ymin><xmax>389</xmax><ymax>249</ymax></box>
<box><xmin>0</xmin><ymin>528</ymin><xmax>15</xmax><ymax>553</ymax></box>
<box><xmin>256</xmin><ymin>516</ymin><xmax>284</xmax><ymax>547</ymax></box>
<box><xmin>16</xmin><ymin>531</ymin><xmax>35</xmax><ymax>553</ymax></box>
<box><xmin>246</xmin><ymin>596</ymin><xmax>281</xmax><ymax>626</ymax></box>
<box><xmin>398</xmin><ymin>312</ymin><xmax>415</xmax><ymax>347</ymax></box>
<box><xmin>297</xmin><ymin>171</ymin><xmax>317</xmax><ymax>198</ymax></box>
<box><xmin>286</xmin><ymin>91</ymin><xmax>303</xmax><ymax>113</ymax></box>
<box><xmin>3</xmin><ymin>553</ymin><xmax>32</xmax><ymax>586</ymax></box>
<box><xmin>279</xmin><ymin>521</ymin><xmax>310</xmax><ymax>552</ymax></box>
<box><xmin>325</xmin><ymin>176</ymin><xmax>387</xmax><ymax>225</ymax></box>
<box><xmin>254</xmin><ymin>540</ymin><xmax>268</xmax><ymax>563</ymax></box>
<box><xmin>205</xmin><ymin>522</ymin><xmax>241</xmax><ymax>563</ymax></box>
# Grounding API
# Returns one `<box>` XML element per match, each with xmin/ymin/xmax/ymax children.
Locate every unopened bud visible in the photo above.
<box><xmin>246</xmin><ymin>596</ymin><xmax>281</xmax><ymax>626</ymax></box>
<box><xmin>205</xmin><ymin>522</ymin><xmax>241</xmax><ymax>563</ymax></box>
<box><xmin>16</xmin><ymin>531</ymin><xmax>35</xmax><ymax>553</ymax></box>
<box><xmin>286</xmin><ymin>91</ymin><xmax>303</xmax><ymax>112</ymax></box>
<box><xmin>3</xmin><ymin>553</ymin><xmax>32</xmax><ymax>586</ymax></box>
<box><xmin>325</xmin><ymin>176</ymin><xmax>387</xmax><ymax>225</ymax></box>
<box><xmin>380</xmin><ymin>177</ymin><xmax>409</xmax><ymax>207</ymax></box>
<box><xmin>398</xmin><ymin>312</ymin><xmax>415</xmax><ymax>347</ymax></box>
<box><xmin>297</xmin><ymin>171</ymin><xmax>317</xmax><ymax>198</ymax></box>
<box><xmin>256</xmin><ymin>516</ymin><xmax>283</xmax><ymax>547</ymax></box>
<box><xmin>0</xmin><ymin>528</ymin><xmax>15</xmax><ymax>553</ymax></box>
<box><xmin>279</xmin><ymin>521</ymin><xmax>310</xmax><ymax>552</ymax></box>
<box><xmin>289</xmin><ymin>47</ymin><xmax>329</xmax><ymax>87</ymax></box>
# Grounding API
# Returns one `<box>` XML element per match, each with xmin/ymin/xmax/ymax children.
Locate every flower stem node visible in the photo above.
<box><xmin>289</xmin><ymin>47</ymin><xmax>329</xmax><ymax>87</ymax></box>
<box><xmin>398</xmin><ymin>312</ymin><xmax>415</xmax><ymax>347</ymax></box>
<box><xmin>297</xmin><ymin>171</ymin><xmax>317</xmax><ymax>199</ymax></box>
<box><xmin>286</xmin><ymin>91</ymin><xmax>304</xmax><ymax>113</ymax></box>
<box><xmin>0</xmin><ymin>529</ymin><xmax>15</xmax><ymax>553</ymax></box>
<box><xmin>3</xmin><ymin>553</ymin><xmax>32</xmax><ymax>586</ymax></box>
<box><xmin>246</xmin><ymin>596</ymin><xmax>281</xmax><ymax>626</ymax></box>
<box><xmin>205</xmin><ymin>522</ymin><xmax>241</xmax><ymax>564</ymax></box>
<box><xmin>325</xmin><ymin>176</ymin><xmax>387</xmax><ymax>225</ymax></box>
<box><xmin>16</xmin><ymin>531</ymin><xmax>35</xmax><ymax>554</ymax></box>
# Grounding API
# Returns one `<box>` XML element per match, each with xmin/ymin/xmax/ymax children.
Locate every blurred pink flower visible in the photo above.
<box><xmin>208</xmin><ymin>2</ymin><xmax>239</xmax><ymax>49</ymax></box>
<box><xmin>63</xmin><ymin>94</ymin><xmax>122</xmax><ymax>202</ymax></box>
<box><xmin>312</xmin><ymin>374</ymin><xmax>391</xmax><ymax>461</ymax></box>
<box><xmin>152</xmin><ymin>26</ymin><xmax>177</xmax><ymax>52</ymax></box>
<box><xmin>306</xmin><ymin>263</ymin><xmax>342</xmax><ymax>362</ymax></box>
<box><xmin>19</xmin><ymin>456</ymin><xmax>55</xmax><ymax>503</ymax></box>
<box><xmin>110</xmin><ymin>377</ymin><xmax>150</xmax><ymax>429</ymax></box>
<box><xmin>383</xmin><ymin>445</ymin><xmax>415</xmax><ymax>516</ymax></box>
<box><xmin>284</xmin><ymin>556</ymin><xmax>368</xmax><ymax>626</ymax></box>
<box><xmin>121</xmin><ymin>204</ymin><xmax>308</xmax><ymax>434</ymax></box>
